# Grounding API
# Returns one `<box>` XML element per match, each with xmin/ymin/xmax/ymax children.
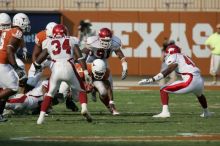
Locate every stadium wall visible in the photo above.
<box><xmin>2</xmin><ymin>11</ymin><xmax>218</xmax><ymax>76</ymax></box>
<box><xmin>61</xmin><ymin>11</ymin><xmax>219</xmax><ymax>76</ymax></box>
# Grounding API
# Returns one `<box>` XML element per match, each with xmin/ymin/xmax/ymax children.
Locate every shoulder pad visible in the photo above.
<box><xmin>111</xmin><ymin>35</ymin><xmax>121</xmax><ymax>49</ymax></box>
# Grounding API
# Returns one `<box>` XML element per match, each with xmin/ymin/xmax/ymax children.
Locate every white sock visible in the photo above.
<box><xmin>81</xmin><ymin>103</ymin><xmax>87</xmax><ymax>112</ymax></box>
<box><xmin>162</xmin><ymin>105</ymin><xmax>169</xmax><ymax>113</ymax></box>
<box><xmin>39</xmin><ymin>111</ymin><xmax>46</xmax><ymax>118</ymax></box>
<box><xmin>109</xmin><ymin>100</ymin><xmax>114</xmax><ymax>104</ymax></box>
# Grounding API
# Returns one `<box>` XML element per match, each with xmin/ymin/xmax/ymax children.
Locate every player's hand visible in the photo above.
<box><xmin>121</xmin><ymin>70</ymin><xmax>128</xmax><ymax>80</ymax></box>
<box><xmin>138</xmin><ymin>78</ymin><xmax>153</xmax><ymax>85</ymax></box>
<box><xmin>84</xmin><ymin>70</ymin><xmax>92</xmax><ymax>84</ymax></box>
<box><xmin>33</xmin><ymin>62</ymin><xmax>42</xmax><ymax>75</ymax></box>
<box><xmin>14</xmin><ymin>66</ymin><xmax>26</xmax><ymax>80</ymax></box>
<box><xmin>22</xmin><ymin>47</ymin><xmax>28</xmax><ymax>61</ymax></box>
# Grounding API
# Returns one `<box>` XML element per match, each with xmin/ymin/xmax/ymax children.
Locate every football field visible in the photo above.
<box><xmin>0</xmin><ymin>88</ymin><xmax>220</xmax><ymax>146</ymax></box>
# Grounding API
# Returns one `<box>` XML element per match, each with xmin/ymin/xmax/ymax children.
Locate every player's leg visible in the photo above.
<box><xmin>59</xmin><ymin>81</ymin><xmax>78</xmax><ymax>111</ymax></box>
<box><xmin>193</xmin><ymin>76</ymin><xmax>212</xmax><ymax>117</ymax></box>
<box><xmin>69</xmin><ymin>63</ymin><xmax>92</xmax><ymax>122</ymax></box>
<box><xmin>0</xmin><ymin>65</ymin><xmax>20</xmax><ymax>122</ymax></box>
<box><xmin>37</xmin><ymin>74</ymin><xmax>61</xmax><ymax>124</ymax></box>
<box><xmin>94</xmin><ymin>80</ymin><xmax>119</xmax><ymax>115</ymax></box>
<box><xmin>153</xmin><ymin>76</ymin><xmax>194</xmax><ymax>118</ymax></box>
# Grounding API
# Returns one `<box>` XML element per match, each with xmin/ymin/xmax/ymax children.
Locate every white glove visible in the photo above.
<box><xmin>138</xmin><ymin>78</ymin><xmax>154</xmax><ymax>85</ymax></box>
<box><xmin>121</xmin><ymin>70</ymin><xmax>127</xmax><ymax>80</ymax></box>
<box><xmin>22</xmin><ymin>47</ymin><xmax>28</xmax><ymax>61</ymax></box>
<box><xmin>84</xmin><ymin>70</ymin><xmax>92</xmax><ymax>84</ymax></box>
<box><xmin>121</xmin><ymin>61</ymin><xmax>128</xmax><ymax>80</ymax></box>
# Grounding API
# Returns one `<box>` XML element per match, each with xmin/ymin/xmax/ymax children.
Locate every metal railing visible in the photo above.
<box><xmin>0</xmin><ymin>0</ymin><xmax>220</xmax><ymax>11</ymax></box>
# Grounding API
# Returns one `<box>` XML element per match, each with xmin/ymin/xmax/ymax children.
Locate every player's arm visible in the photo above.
<box><xmin>74</xmin><ymin>44</ymin><xmax>87</xmax><ymax>70</ymax></box>
<box><xmin>138</xmin><ymin>63</ymin><xmax>177</xmax><ymax>85</ymax></box>
<box><xmin>33</xmin><ymin>49</ymin><xmax>48</xmax><ymax>73</ymax></box>
<box><xmin>115</xmin><ymin>49</ymin><xmax>128</xmax><ymax>80</ymax></box>
<box><xmin>35</xmin><ymin>49</ymin><xmax>48</xmax><ymax>65</ymax></box>
<box><xmin>32</xmin><ymin>44</ymin><xmax>42</xmax><ymax>62</ymax></box>
<box><xmin>7</xmin><ymin>36</ymin><xmax>26</xmax><ymax>79</ymax></box>
<box><xmin>161</xmin><ymin>63</ymin><xmax>178</xmax><ymax>78</ymax></box>
<box><xmin>81</xmin><ymin>47</ymin><xmax>90</xmax><ymax>55</ymax></box>
<box><xmin>74</xmin><ymin>44</ymin><xmax>92</xmax><ymax>83</ymax></box>
<box><xmin>7</xmin><ymin>37</ymin><xmax>20</xmax><ymax>67</ymax></box>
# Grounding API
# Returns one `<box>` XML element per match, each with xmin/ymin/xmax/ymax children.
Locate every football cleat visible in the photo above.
<box><xmin>0</xmin><ymin>114</ymin><xmax>7</xmax><ymax>122</ymax></box>
<box><xmin>81</xmin><ymin>109</ymin><xmax>92</xmax><ymax>123</ymax></box>
<box><xmin>200</xmin><ymin>112</ymin><xmax>213</xmax><ymax>118</ymax></box>
<box><xmin>37</xmin><ymin>111</ymin><xmax>46</xmax><ymax>124</ymax></box>
<box><xmin>81</xmin><ymin>103</ymin><xmax>92</xmax><ymax>123</ymax></box>
<box><xmin>152</xmin><ymin>112</ymin><xmax>171</xmax><ymax>118</ymax></box>
<box><xmin>66</xmin><ymin>99</ymin><xmax>79</xmax><ymax>112</ymax></box>
<box><xmin>109</xmin><ymin>103</ymin><xmax>120</xmax><ymax>115</ymax></box>
<box><xmin>112</xmin><ymin>110</ymin><xmax>120</xmax><ymax>116</ymax></box>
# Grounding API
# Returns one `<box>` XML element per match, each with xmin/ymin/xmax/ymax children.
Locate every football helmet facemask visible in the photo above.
<box><xmin>99</xmin><ymin>27</ymin><xmax>112</xmax><ymax>49</ymax></box>
<box><xmin>13</xmin><ymin>13</ymin><xmax>31</xmax><ymax>32</ymax></box>
<box><xmin>92</xmin><ymin>59</ymin><xmax>106</xmax><ymax>80</ymax></box>
<box><xmin>165</xmin><ymin>44</ymin><xmax>181</xmax><ymax>56</ymax></box>
<box><xmin>52</xmin><ymin>24</ymin><xmax>68</xmax><ymax>38</ymax></box>
<box><xmin>0</xmin><ymin>13</ymin><xmax>11</xmax><ymax>30</ymax></box>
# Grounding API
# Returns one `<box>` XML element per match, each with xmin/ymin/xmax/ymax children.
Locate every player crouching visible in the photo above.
<box><xmin>76</xmin><ymin>59</ymin><xmax>120</xmax><ymax>115</ymax></box>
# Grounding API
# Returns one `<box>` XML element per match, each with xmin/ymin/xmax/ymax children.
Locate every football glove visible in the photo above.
<box><xmin>84</xmin><ymin>70</ymin><xmax>92</xmax><ymax>84</ymax></box>
<box><xmin>33</xmin><ymin>62</ymin><xmax>42</xmax><ymax>75</ymax></box>
<box><xmin>138</xmin><ymin>78</ymin><xmax>154</xmax><ymax>85</ymax></box>
<box><xmin>13</xmin><ymin>66</ymin><xmax>26</xmax><ymax>80</ymax></box>
<box><xmin>22</xmin><ymin>47</ymin><xmax>28</xmax><ymax>61</ymax></box>
<box><xmin>121</xmin><ymin>70</ymin><xmax>128</xmax><ymax>80</ymax></box>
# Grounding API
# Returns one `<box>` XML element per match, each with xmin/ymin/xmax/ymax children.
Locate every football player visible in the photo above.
<box><xmin>139</xmin><ymin>44</ymin><xmax>212</xmax><ymax>118</ymax></box>
<box><xmin>33</xmin><ymin>24</ymin><xmax>92</xmax><ymax>124</ymax></box>
<box><xmin>25</xmin><ymin>22</ymin><xmax>57</xmax><ymax>93</ymax></box>
<box><xmin>82</xmin><ymin>27</ymin><xmax>128</xmax><ymax>101</ymax></box>
<box><xmin>4</xmin><ymin>80</ymin><xmax>47</xmax><ymax>114</ymax></box>
<box><xmin>4</xmin><ymin>80</ymin><xmax>63</xmax><ymax>115</ymax></box>
<box><xmin>0</xmin><ymin>13</ymin><xmax>30</xmax><ymax>122</ymax></box>
<box><xmin>75</xmin><ymin>59</ymin><xmax>120</xmax><ymax>115</ymax></box>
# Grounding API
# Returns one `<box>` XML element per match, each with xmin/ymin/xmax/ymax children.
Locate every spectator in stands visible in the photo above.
<box><xmin>77</xmin><ymin>19</ymin><xmax>96</xmax><ymax>49</ymax></box>
<box><xmin>205</xmin><ymin>23</ymin><xmax>220</xmax><ymax>85</ymax></box>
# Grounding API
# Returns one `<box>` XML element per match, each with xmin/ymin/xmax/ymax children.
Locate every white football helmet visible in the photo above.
<box><xmin>13</xmin><ymin>13</ymin><xmax>31</xmax><ymax>32</ymax></box>
<box><xmin>92</xmin><ymin>59</ymin><xmax>106</xmax><ymax>80</ymax></box>
<box><xmin>45</xmin><ymin>22</ymin><xmax>57</xmax><ymax>38</ymax></box>
<box><xmin>0</xmin><ymin>13</ymin><xmax>11</xmax><ymax>30</ymax></box>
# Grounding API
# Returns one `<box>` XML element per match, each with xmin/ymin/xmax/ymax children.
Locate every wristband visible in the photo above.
<box><xmin>34</xmin><ymin>61</ymin><xmax>41</xmax><ymax>67</ymax></box>
<box><xmin>152</xmin><ymin>73</ymin><xmax>164</xmax><ymax>81</ymax></box>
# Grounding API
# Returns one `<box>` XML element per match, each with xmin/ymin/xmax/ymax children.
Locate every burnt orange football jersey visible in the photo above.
<box><xmin>0</xmin><ymin>28</ymin><xmax>23</xmax><ymax>64</ymax></box>
<box><xmin>35</xmin><ymin>30</ymin><xmax>46</xmax><ymax>46</ymax></box>
<box><xmin>75</xmin><ymin>63</ymin><xmax>92</xmax><ymax>80</ymax></box>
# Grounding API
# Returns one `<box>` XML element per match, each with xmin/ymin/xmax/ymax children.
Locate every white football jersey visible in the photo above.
<box><xmin>26</xmin><ymin>80</ymin><xmax>48</xmax><ymax>98</ymax></box>
<box><xmin>42</xmin><ymin>36</ymin><xmax>79</xmax><ymax>61</ymax></box>
<box><xmin>165</xmin><ymin>53</ymin><xmax>200</xmax><ymax>76</ymax></box>
<box><xmin>6</xmin><ymin>80</ymin><xmax>48</xmax><ymax>111</ymax></box>
<box><xmin>86</xmin><ymin>35</ymin><xmax>121</xmax><ymax>59</ymax></box>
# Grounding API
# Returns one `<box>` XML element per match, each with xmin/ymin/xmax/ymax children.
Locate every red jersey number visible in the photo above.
<box><xmin>52</xmin><ymin>39</ymin><xmax>71</xmax><ymax>55</ymax></box>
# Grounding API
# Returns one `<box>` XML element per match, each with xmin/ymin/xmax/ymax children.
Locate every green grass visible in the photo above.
<box><xmin>0</xmin><ymin>90</ymin><xmax>220</xmax><ymax>146</ymax></box>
